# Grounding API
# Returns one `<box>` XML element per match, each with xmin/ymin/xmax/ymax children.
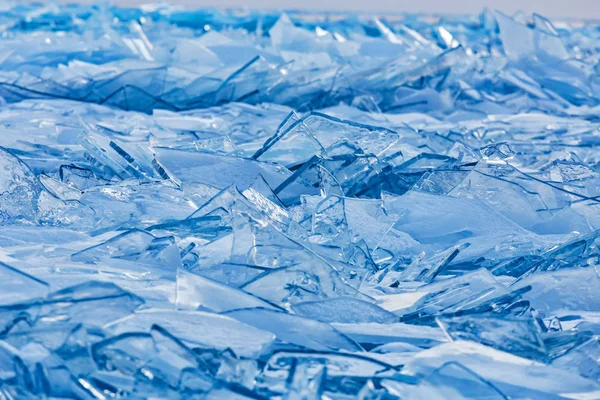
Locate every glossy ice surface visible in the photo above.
<box><xmin>0</xmin><ymin>3</ymin><xmax>600</xmax><ymax>399</ymax></box>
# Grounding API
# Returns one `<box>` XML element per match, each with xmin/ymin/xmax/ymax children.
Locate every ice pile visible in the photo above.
<box><xmin>0</xmin><ymin>3</ymin><xmax>600</xmax><ymax>399</ymax></box>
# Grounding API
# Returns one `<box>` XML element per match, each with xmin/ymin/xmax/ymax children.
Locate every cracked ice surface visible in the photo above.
<box><xmin>0</xmin><ymin>3</ymin><xmax>600</xmax><ymax>399</ymax></box>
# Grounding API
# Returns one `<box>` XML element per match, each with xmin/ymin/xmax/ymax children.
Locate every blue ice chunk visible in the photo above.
<box><xmin>0</xmin><ymin>341</ymin><xmax>21</xmax><ymax>381</ymax></box>
<box><xmin>91</xmin><ymin>325</ymin><xmax>212</xmax><ymax>395</ymax></box>
<box><xmin>106</xmin><ymin>309</ymin><xmax>275</xmax><ymax>358</ymax></box>
<box><xmin>384</xmin><ymin>361</ymin><xmax>508</xmax><ymax>399</ymax></box>
<box><xmin>266</xmin><ymin>351</ymin><xmax>393</xmax><ymax>379</ymax></box>
<box><xmin>331</xmin><ymin>322</ymin><xmax>448</xmax><ymax>348</ymax></box>
<box><xmin>72</xmin><ymin>229</ymin><xmax>156</xmax><ymax>263</ymax></box>
<box><xmin>436</xmin><ymin>315</ymin><xmax>548</xmax><ymax>361</ymax></box>
<box><xmin>512</xmin><ymin>267</ymin><xmax>600</xmax><ymax>316</ymax></box>
<box><xmin>0</xmin><ymin>262</ymin><xmax>49</xmax><ymax>306</ymax></box>
<box><xmin>40</xmin><ymin>281</ymin><xmax>145</xmax><ymax>327</ymax></box>
<box><xmin>381</xmin><ymin>269</ymin><xmax>515</xmax><ymax>324</ymax></box>
<box><xmin>495</xmin><ymin>10</ymin><xmax>568</xmax><ymax>61</ymax></box>
<box><xmin>224</xmin><ymin>307</ymin><xmax>362</xmax><ymax>352</ymax></box>
<box><xmin>291</xmin><ymin>297</ymin><xmax>399</xmax><ymax>324</ymax></box>
<box><xmin>153</xmin><ymin>147</ymin><xmax>293</xmax><ymax>190</ymax></box>
<box><xmin>0</xmin><ymin>281</ymin><xmax>143</xmax><ymax>354</ymax></box>
<box><xmin>259</xmin><ymin>351</ymin><xmax>395</xmax><ymax>398</ymax></box>
<box><xmin>383</xmin><ymin>190</ymin><xmax>528</xmax><ymax>248</ymax></box>
<box><xmin>255</xmin><ymin>112</ymin><xmax>398</xmax><ymax>168</ymax></box>
<box><xmin>553</xmin><ymin>337</ymin><xmax>600</xmax><ymax>380</ymax></box>
<box><xmin>240</xmin><ymin>247</ymin><xmax>364</xmax><ymax>306</ymax></box>
<box><xmin>188</xmin><ymin>262</ymin><xmax>268</xmax><ymax>288</ymax></box>
<box><xmin>398</xmin><ymin>242</ymin><xmax>471</xmax><ymax>283</ymax></box>
<box><xmin>402</xmin><ymin>341</ymin><xmax>600</xmax><ymax>399</ymax></box>
<box><xmin>176</xmin><ymin>271</ymin><xmax>280</xmax><ymax>312</ymax></box>
<box><xmin>283</xmin><ymin>359</ymin><xmax>326</xmax><ymax>400</ymax></box>
<box><xmin>0</xmin><ymin>147</ymin><xmax>42</xmax><ymax>223</ymax></box>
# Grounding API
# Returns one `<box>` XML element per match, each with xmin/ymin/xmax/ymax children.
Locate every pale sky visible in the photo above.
<box><xmin>57</xmin><ymin>0</ymin><xmax>600</xmax><ymax>20</ymax></box>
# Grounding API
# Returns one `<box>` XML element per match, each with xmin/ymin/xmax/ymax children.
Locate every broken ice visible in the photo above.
<box><xmin>0</xmin><ymin>3</ymin><xmax>600</xmax><ymax>399</ymax></box>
